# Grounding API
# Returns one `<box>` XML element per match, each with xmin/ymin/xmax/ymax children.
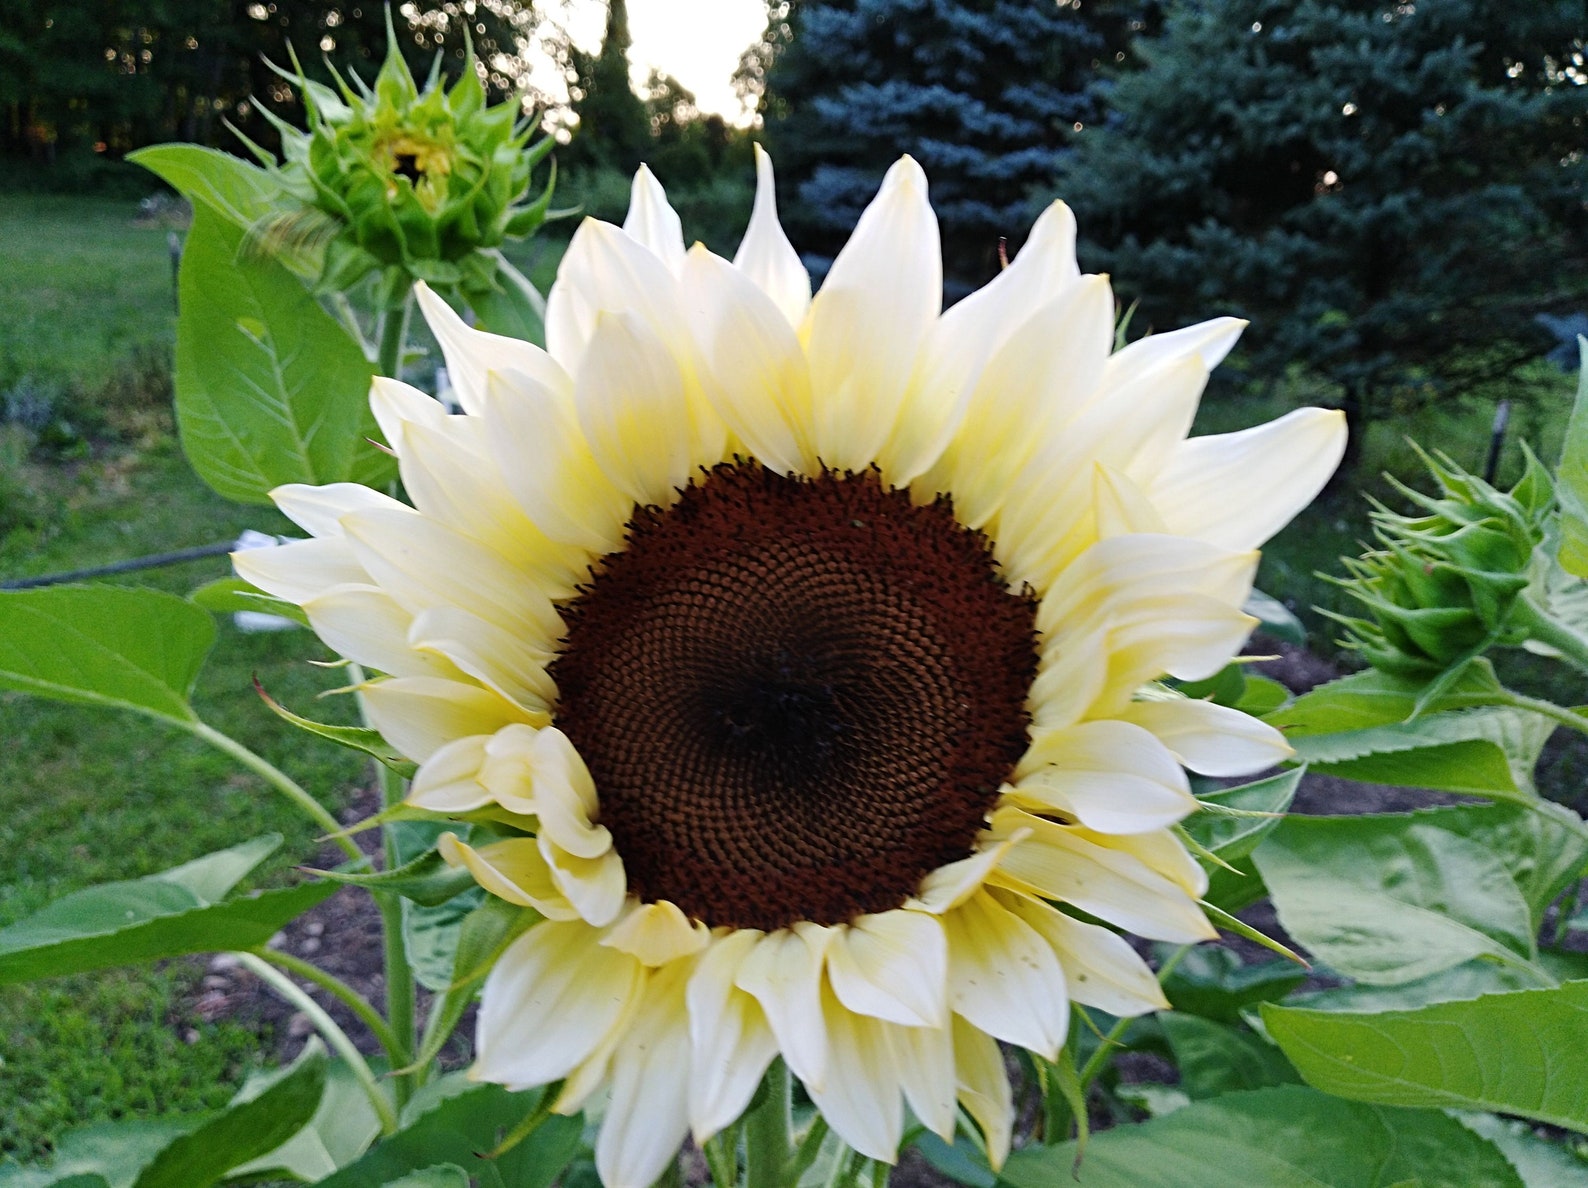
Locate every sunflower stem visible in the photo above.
<box><xmin>234</xmin><ymin>950</ymin><xmax>399</xmax><ymax>1134</ymax></box>
<box><xmin>253</xmin><ymin>946</ymin><xmax>405</xmax><ymax>1067</ymax></box>
<box><xmin>376</xmin><ymin>285</ymin><xmax>413</xmax><ymax>381</ymax></box>
<box><xmin>377</xmin><ymin>759</ymin><xmax>418</xmax><ymax>1109</ymax></box>
<box><xmin>745</xmin><ymin>1058</ymin><xmax>794</xmax><ymax>1188</ymax></box>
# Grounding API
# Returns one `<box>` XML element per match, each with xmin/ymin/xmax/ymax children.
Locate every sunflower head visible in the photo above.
<box><xmin>235</xmin><ymin>150</ymin><xmax>1347</xmax><ymax>1188</ymax></box>
<box><xmin>1331</xmin><ymin>445</ymin><xmax>1551</xmax><ymax>675</ymax></box>
<box><xmin>266</xmin><ymin>18</ymin><xmax>552</xmax><ymax>301</ymax></box>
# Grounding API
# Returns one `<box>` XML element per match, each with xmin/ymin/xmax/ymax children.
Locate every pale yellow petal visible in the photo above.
<box><xmin>1076</xmin><ymin>825</ymin><xmax>1210</xmax><ymax>899</ymax></box>
<box><xmin>1104</xmin><ymin>316</ymin><xmax>1246</xmax><ymax>387</ymax></box>
<box><xmin>996</xmin><ymin>889</ymin><xmax>1169</xmax><ymax>1016</ymax></box>
<box><xmin>271</xmin><ymin>481</ymin><xmax>405</xmax><ymax>538</ymax></box>
<box><xmin>232</xmin><ymin>536</ymin><xmax>368</xmax><ymax>605</ymax></box>
<box><xmin>597</xmin><ymin>962</ymin><xmax>695</xmax><ymax>1188</ymax></box>
<box><xmin>687</xmin><ymin>930</ymin><xmax>779</xmax><ymax>1140</ymax></box>
<box><xmin>415</xmin><ymin>281</ymin><xmax>567</xmax><ymax>415</ymax></box>
<box><xmin>825</xmin><ymin>910</ymin><xmax>947</xmax><ymax>1028</ymax></box>
<box><xmin>733</xmin><ymin>144</ymin><xmax>811</xmax><ymax>328</ymax></box>
<box><xmin>368</xmin><ymin>375</ymin><xmax>445</xmax><ymax>454</ymax></box>
<box><xmin>886</xmin><ymin>1018</ymin><xmax>956</xmax><ymax>1141</ymax></box>
<box><xmin>474</xmin><ymin>920</ymin><xmax>644</xmax><ymax>1087</ymax></box>
<box><xmin>302</xmin><ymin>584</ymin><xmax>461</xmax><ymax>680</ymax></box>
<box><xmin>541</xmin><ymin>839</ymin><xmax>628</xmax><ymax>929</ymax></box>
<box><xmin>406</xmin><ymin>734</ymin><xmax>491</xmax><ymax>812</ymax></box>
<box><xmin>952</xmin><ymin>1014</ymin><xmax>1013</xmax><ymax>1171</ymax></box>
<box><xmin>1149</xmin><ymin>408</ymin><xmax>1348</xmax><ymax>551</ymax></box>
<box><xmin>990</xmin><ymin>808</ymin><xmax>1215</xmax><ymax>944</ymax></box>
<box><xmin>544</xmin><ymin>217</ymin><xmax>690</xmax><ymax>374</ymax></box>
<box><xmin>804</xmin><ymin>983</ymin><xmax>904</xmax><ymax>1163</ymax></box>
<box><xmin>408</xmin><ymin>605</ymin><xmax>557</xmax><ymax>714</ymax></box>
<box><xmin>1091</xmin><ymin>462</ymin><xmax>1169</xmax><ymax>538</ymax></box>
<box><xmin>361</xmin><ymin>675</ymin><xmax>535</xmax><ymax>764</ymax></box>
<box><xmin>439</xmin><ymin>833</ymin><xmax>580</xmax><ymax>920</ymax></box>
<box><xmin>681</xmin><ymin>245</ymin><xmax>816</xmax><ymax>476</ymax></box>
<box><xmin>941</xmin><ymin>889</ymin><xmax>1067</xmax><ymax>1057</ymax></box>
<box><xmin>602</xmin><ymin>901</ymin><xmax>709</xmax><ymax>966</ymax></box>
<box><xmin>622</xmin><ymin>164</ymin><xmax>687</xmax><ymax>273</ymax></box>
<box><xmin>575</xmin><ymin>309</ymin><xmax>726</xmax><ymax>506</ymax></box>
<box><xmin>733</xmin><ymin>925</ymin><xmax>833</xmax><ymax>1090</ymax></box>
<box><xmin>804</xmin><ymin>156</ymin><xmax>940</xmax><ymax>471</ymax></box>
<box><xmin>1011</xmin><ymin>720</ymin><xmax>1197</xmax><ymax>835</ymax></box>
<box><xmin>1117</xmin><ymin>697</ymin><xmax>1293</xmax><ymax>777</ymax></box>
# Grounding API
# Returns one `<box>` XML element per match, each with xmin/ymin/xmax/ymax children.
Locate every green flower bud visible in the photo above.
<box><xmin>256</xmin><ymin>16</ymin><xmax>553</xmax><ymax>303</ymax></box>
<box><xmin>1329</xmin><ymin>444</ymin><xmax>1553</xmax><ymax>677</ymax></box>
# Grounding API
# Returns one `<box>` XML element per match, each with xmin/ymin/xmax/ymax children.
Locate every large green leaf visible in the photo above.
<box><xmin>225</xmin><ymin>1059</ymin><xmax>383</xmax><ymax>1183</ymax></box>
<box><xmin>1281</xmin><ymin>706</ymin><xmax>1551</xmax><ymax>800</ymax></box>
<box><xmin>310</xmin><ymin>1079</ymin><xmax>582</xmax><ymax>1188</ymax></box>
<box><xmin>1456</xmin><ymin>1113</ymin><xmax>1588</xmax><ymax>1186</ymax></box>
<box><xmin>1263</xmin><ymin>981</ymin><xmax>1588</xmax><ymax>1133</ymax></box>
<box><xmin>130</xmin><ymin>145</ymin><xmax>287</xmax><ymax>231</ymax></box>
<box><xmin>1264</xmin><ymin>662</ymin><xmax>1510</xmax><ymax>733</ymax></box>
<box><xmin>0</xmin><ymin>586</ymin><xmax>215</xmax><ymax>722</ymax></box>
<box><xmin>1252</xmin><ymin>813</ymin><xmax>1539</xmax><ymax>985</ymax></box>
<box><xmin>1158</xmin><ymin>1015</ymin><xmax>1299</xmax><ymax>1099</ymax></box>
<box><xmin>996</xmin><ymin>1086</ymin><xmax>1521</xmax><ymax>1187</ymax></box>
<box><xmin>1161</xmin><ymin>947</ymin><xmax>1305</xmax><ymax>1024</ymax></box>
<box><xmin>1556</xmin><ymin>335</ymin><xmax>1588</xmax><ymax>578</ymax></box>
<box><xmin>132</xmin><ymin>1045</ymin><xmax>327</xmax><ymax>1188</ymax></box>
<box><xmin>0</xmin><ymin>1123</ymin><xmax>196</xmax><ymax>1188</ymax></box>
<box><xmin>0</xmin><ymin>835</ymin><xmax>334</xmax><ymax>983</ymax></box>
<box><xmin>1428</xmin><ymin>801</ymin><xmax>1588</xmax><ymax>928</ymax></box>
<box><xmin>175</xmin><ymin>206</ymin><xmax>392</xmax><ymax>505</ymax></box>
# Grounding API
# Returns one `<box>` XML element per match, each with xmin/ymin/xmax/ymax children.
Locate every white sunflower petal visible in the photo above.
<box><xmin>1150</xmin><ymin>407</ymin><xmax>1348</xmax><ymax>550</ymax></box>
<box><xmin>272</xmin><ymin>481</ymin><xmax>405</xmax><ymax>538</ymax></box>
<box><xmin>991</xmin><ymin>808</ymin><xmax>1215</xmax><ymax>944</ymax></box>
<box><xmin>545</xmin><ymin>218</ymin><xmax>689</xmax><ymax>374</ymax></box>
<box><xmin>733</xmin><ymin>144</ymin><xmax>810</xmax><ymax>328</ymax></box>
<box><xmin>623</xmin><ymin>164</ymin><xmax>687</xmax><ymax>274</ymax></box>
<box><xmin>232</xmin><ymin>536</ymin><xmax>368</xmax><ymax>604</ymax></box>
<box><xmin>1077</xmin><ymin>826</ymin><xmax>1210</xmax><ymax>899</ymax></box>
<box><xmin>1091</xmin><ymin>463</ymin><xmax>1169</xmax><ymax>538</ymax></box>
<box><xmin>415</xmin><ymin>282</ymin><xmax>568</xmax><ymax>415</ymax></box>
<box><xmin>825</xmin><ymin>910</ymin><xmax>948</xmax><ymax>1028</ymax></box>
<box><xmin>405</xmin><ymin>734</ymin><xmax>491</xmax><ymax>812</ymax></box>
<box><xmin>576</xmin><ymin>309</ymin><xmax>725</xmax><ymax>506</ymax></box>
<box><xmin>521</xmin><ymin>726</ymin><xmax>609</xmax><ymax>859</ymax></box>
<box><xmin>996</xmin><ymin>889</ymin><xmax>1170</xmax><ymax>1016</ymax></box>
<box><xmin>804</xmin><ymin>984</ymin><xmax>904</xmax><ymax>1163</ymax></box>
<box><xmin>941</xmin><ymin>889</ymin><xmax>1067</xmax><ymax>1057</ymax></box>
<box><xmin>479</xmin><ymin>368</ymin><xmax>632</xmax><ymax>555</ymax></box>
<box><xmin>688</xmin><ymin>931</ymin><xmax>779</xmax><ymax>1141</ymax></box>
<box><xmin>734</xmin><ymin>925</ymin><xmax>833</xmax><ymax>1090</ymax></box>
<box><xmin>474</xmin><ymin>920</ymin><xmax>644</xmax><ymax>1088</ymax></box>
<box><xmin>303</xmin><ymin>584</ymin><xmax>460</xmax><ymax>680</ymax></box>
<box><xmin>409</xmin><ymin>605</ymin><xmax>557</xmax><ymax>714</ymax></box>
<box><xmin>1012</xmin><ymin>720</ymin><xmax>1197</xmax><ymax>835</ymax></box>
<box><xmin>368</xmin><ymin>375</ymin><xmax>446</xmax><ymax>453</ymax></box>
<box><xmin>1117</xmin><ymin>698</ymin><xmax>1293</xmax><ymax>776</ymax></box>
<box><xmin>361</xmin><ymin>675</ymin><xmax>534</xmax><ymax>764</ymax></box>
<box><xmin>601</xmin><ymin>901</ymin><xmax>709</xmax><ymax>967</ymax></box>
<box><xmin>905</xmin><ymin>836</ymin><xmax>1021</xmax><ymax>915</ymax></box>
<box><xmin>1105</xmin><ymin>316</ymin><xmax>1247</xmax><ymax>385</ymax></box>
<box><xmin>804</xmin><ymin>156</ymin><xmax>940</xmax><ymax>471</ymax></box>
<box><xmin>887</xmin><ymin>1018</ymin><xmax>956</xmax><ymax>1141</ymax></box>
<box><xmin>439</xmin><ymin>833</ymin><xmax>580</xmax><ymax>920</ymax></box>
<box><xmin>681</xmin><ymin>245</ymin><xmax>816</xmax><ymax>476</ymax></box>
<box><xmin>541</xmin><ymin>839</ymin><xmax>627</xmax><ymax>928</ymax></box>
<box><xmin>952</xmin><ymin>1014</ymin><xmax>1013</xmax><ymax>1171</ymax></box>
<box><xmin>597</xmin><ymin>962</ymin><xmax>695</xmax><ymax>1188</ymax></box>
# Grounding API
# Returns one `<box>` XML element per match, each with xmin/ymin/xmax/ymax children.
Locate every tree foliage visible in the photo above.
<box><xmin>1054</xmin><ymin>0</ymin><xmax>1588</xmax><ymax>446</ymax></box>
<box><xmin>562</xmin><ymin>0</ymin><xmax>652</xmax><ymax>175</ymax></box>
<box><xmin>0</xmin><ymin>1</ymin><xmax>546</xmax><ymax>183</ymax></box>
<box><xmin>758</xmin><ymin>0</ymin><xmax>1141</xmax><ymax>292</ymax></box>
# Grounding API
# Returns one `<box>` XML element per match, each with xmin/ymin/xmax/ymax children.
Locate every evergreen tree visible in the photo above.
<box><xmin>759</xmin><ymin>0</ymin><xmax>1140</xmax><ymax>292</ymax></box>
<box><xmin>1054</xmin><ymin>0</ymin><xmax>1588</xmax><ymax>452</ymax></box>
<box><xmin>564</xmin><ymin>0</ymin><xmax>652</xmax><ymax>175</ymax></box>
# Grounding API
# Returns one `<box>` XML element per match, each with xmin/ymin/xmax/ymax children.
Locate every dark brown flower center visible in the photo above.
<box><xmin>550</xmin><ymin>462</ymin><xmax>1038</xmax><ymax>931</ymax></box>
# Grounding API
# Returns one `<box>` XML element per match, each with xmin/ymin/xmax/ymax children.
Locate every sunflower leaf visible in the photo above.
<box><xmin>1263</xmin><ymin>982</ymin><xmax>1588</xmax><ymax>1133</ymax></box>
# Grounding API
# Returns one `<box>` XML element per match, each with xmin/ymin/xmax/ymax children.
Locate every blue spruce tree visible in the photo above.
<box><xmin>759</xmin><ymin>0</ymin><xmax>1140</xmax><ymax>294</ymax></box>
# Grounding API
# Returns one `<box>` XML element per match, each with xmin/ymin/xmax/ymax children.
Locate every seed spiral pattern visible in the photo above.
<box><xmin>551</xmin><ymin>462</ymin><xmax>1039</xmax><ymax>931</ymax></box>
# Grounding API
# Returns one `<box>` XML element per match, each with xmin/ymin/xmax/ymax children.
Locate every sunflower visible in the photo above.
<box><xmin>236</xmin><ymin>150</ymin><xmax>1345</xmax><ymax>1186</ymax></box>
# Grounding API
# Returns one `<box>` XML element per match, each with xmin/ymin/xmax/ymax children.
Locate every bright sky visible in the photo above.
<box><xmin>524</xmin><ymin>0</ymin><xmax>770</xmax><ymax>125</ymax></box>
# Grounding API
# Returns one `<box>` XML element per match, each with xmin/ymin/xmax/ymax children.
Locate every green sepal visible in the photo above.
<box><xmin>254</xmin><ymin>679</ymin><xmax>416</xmax><ymax>777</ymax></box>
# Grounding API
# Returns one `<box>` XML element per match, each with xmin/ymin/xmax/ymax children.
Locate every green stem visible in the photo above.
<box><xmin>745</xmin><ymin>1059</ymin><xmax>793</xmax><ymax>1188</ymax></box>
<box><xmin>376</xmin><ymin>287</ymin><xmax>413</xmax><ymax>381</ymax></box>
<box><xmin>234</xmin><ymin>950</ymin><xmax>399</xmax><ymax>1135</ymax></box>
<box><xmin>1515</xmin><ymin>596</ymin><xmax>1588</xmax><ymax>675</ymax></box>
<box><xmin>254</xmin><ymin>947</ymin><xmax>405</xmax><ymax>1068</ymax></box>
<box><xmin>1078</xmin><ymin>944</ymin><xmax>1192</xmax><ymax>1090</ymax></box>
<box><xmin>180</xmin><ymin>720</ymin><xmax>365</xmax><ymax>867</ymax></box>
<box><xmin>785</xmin><ymin>1115</ymin><xmax>829</xmax><ymax>1186</ymax></box>
<box><xmin>1494</xmin><ymin>689</ymin><xmax>1588</xmax><ymax>739</ymax></box>
<box><xmin>377</xmin><ymin>760</ymin><xmax>418</xmax><ymax>1109</ymax></box>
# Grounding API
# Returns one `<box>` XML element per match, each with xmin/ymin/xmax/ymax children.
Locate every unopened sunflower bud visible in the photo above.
<box><xmin>258</xmin><ymin>16</ymin><xmax>553</xmax><ymax>303</ymax></box>
<box><xmin>1329</xmin><ymin>445</ymin><xmax>1552</xmax><ymax>677</ymax></box>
